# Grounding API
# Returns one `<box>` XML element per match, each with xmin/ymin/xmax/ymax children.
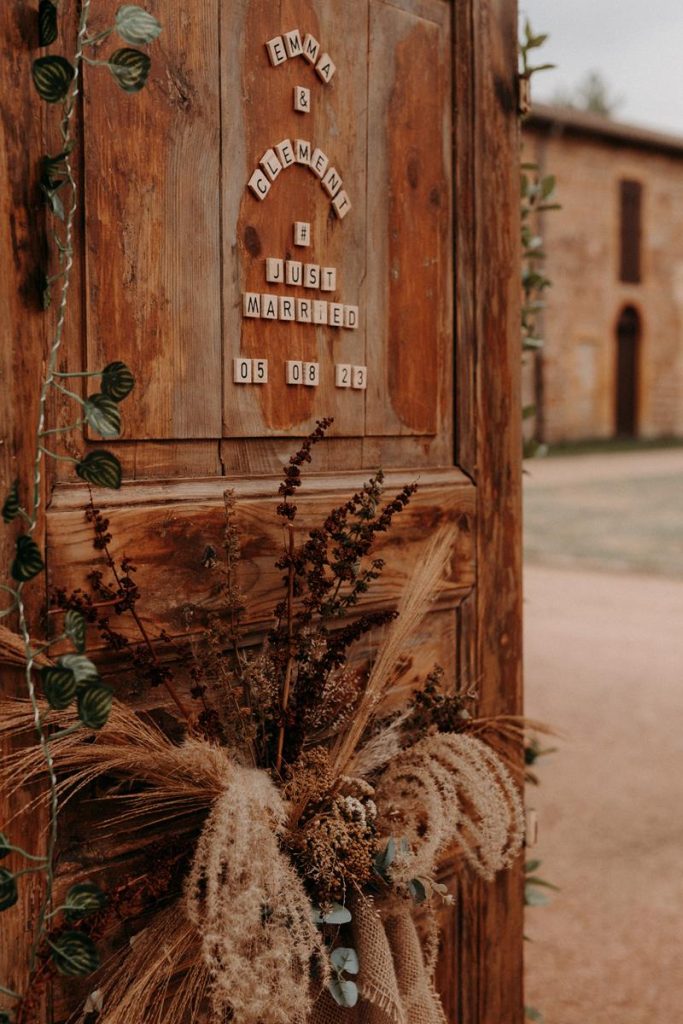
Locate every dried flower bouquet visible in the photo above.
<box><xmin>1</xmin><ymin>422</ymin><xmax>524</xmax><ymax>1024</ymax></box>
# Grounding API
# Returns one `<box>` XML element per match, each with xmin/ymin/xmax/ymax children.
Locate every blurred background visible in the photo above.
<box><xmin>518</xmin><ymin>3</ymin><xmax>683</xmax><ymax>1022</ymax></box>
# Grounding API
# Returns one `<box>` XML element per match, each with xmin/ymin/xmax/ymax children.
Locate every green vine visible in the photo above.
<box><xmin>0</xmin><ymin>4</ymin><xmax>161</xmax><ymax>1020</ymax></box>
<box><xmin>519</xmin><ymin>21</ymin><xmax>560</xmax><ymax>460</ymax></box>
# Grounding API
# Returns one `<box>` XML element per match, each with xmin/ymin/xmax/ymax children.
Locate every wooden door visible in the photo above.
<box><xmin>0</xmin><ymin>0</ymin><xmax>522</xmax><ymax>1020</ymax></box>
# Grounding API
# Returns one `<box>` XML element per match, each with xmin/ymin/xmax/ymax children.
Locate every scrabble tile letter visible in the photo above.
<box><xmin>279</xmin><ymin>297</ymin><xmax>295</xmax><ymax>322</ymax></box>
<box><xmin>233</xmin><ymin>358</ymin><xmax>252</xmax><ymax>384</ymax></box>
<box><xmin>316</xmin><ymin>53</ymin><xmax>336</xmax><ymax>83</ymax></box>
<box><xmin>294</xmin><ymin>86</ymin><xmax>310</xmax><ymax>114</ymax></box>
<box><xmin>266</xmin><ymin>258</ymin><xmax>284</xmax><ymax>284</ymax></box>
<box><xmin>275</xmin><ymin>139</ymin><xmax>295</xmax><ymax>169</ymax></box>
<box><xmin>243</xmin><ymin>293</ymin><xmax>261</xmax><ymax>318</ymax></box>
<box><xmin>335</xmin><ymin>363</ymin><xmax>352</xmax><ymax>388</ymax></box>
<box><xmin>312</xmin><ymin>300</ymin><xmax>328</xmax><ymax>325</ymax></box>
<box><xmin>248</xmin><ymin>168</ymin><xmax>271</xmax><ymax>201</ymax></box>
<box><xmin>286</xmin><ymin>260</ymin><xmax>303</xmax><ymax>286</ymax></box>
<box><xmin>303</xmin><ymin>362</ymin><xmax>320</xmax><ymax>387</ymax></box>
<box><xmin>261</xmin><ymin>294</ymin><xmax>278</xmax><ymax>320</ymax></box>
<box><xmin>296</xmin><ymin>298</ymin><xmax>312</xmax><ymax>323</ymax></box>
<box><xmin>253</xmin><ymin>359</ymin><xmax>268</xmax><ymax>384</ymax></box>
<box><xmin>304</xmin><ymin>264</ymin><xmax>321</xmax><ymax>289</ymax></box>
<box><xmin>333</xmin><ymin>191</ymin><xmax>352</xmax><ymax>220</ymax></box>
<box><xmin>295</xmin><ymin>139</ymin><xmax>312</xmax><ymax>166</ymax></box>
<box><xmin>260</xmin><ymin>148</ymin><xmax>283</xmax><ymax>182</ymax></box>
<box><xmin>266</xmin><ymin>36</ymin><xmax>287</xmax><ymax>66</ymax></box>
<box><xmin>352</xmin><ymin>365</ymin><xmax>368</xmax><ymax>390</ymax></box>
<box><xmin>344</xmin><ymin>305</ymin><xmax>359</xmax><ymax>330</ymax></box>
<box><xmin>294</xmin><ymin>222</ymin><xmax>311</xmax><ymax>247</ymax></box>
<box><xmin>302</xmin><ymin>34</ymin><xmax>320</xmax><ymax>65</ymax></box>
<box><xmin>286</xmin><ymin>360</ymin><xmax>304</xmax><ymax>385</ymax></box>
<box><xmin>329</xmin><ymin>303</ymin><xmax>344</xmax><ymax>328</ymax></box>
<box><xmin>321</xmin><ymin>267</ymin><xmax>337</xmax><ymax>292</ymax></box>
<box><xmin>310</xmin><ymin>149</ymin><xmax>329</xmax><ymax>180</ymax></box>
<box><xmin>322</xmin><ymin>167</ymin><xmax>342</xmax><ymax>199</ymax></box>
<box><xmin>283</xmin><ymin>29</ymin><xmax>302</xmax><ymax>58</ymax></box>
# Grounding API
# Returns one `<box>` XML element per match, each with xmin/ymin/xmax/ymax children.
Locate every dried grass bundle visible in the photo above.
<box><xmin>331</xmin><ymin>529</ymin><xmax>453</xmax><ymax>777</ymax></box>
<box><xmin>374</xmin><ymin>733</ymin><xmax>525</xmax><ymax>885</ymax></box>
<box><xmin>95</xmin><ymin>907</ymin><xmax>208</xmax><ymax>1024</ymax></box>
<box><xmin>0</xmin><ymin>700</ymin><xmax>231</xmax><ymax>836</ymax></box>
<box><xmin>186</xmin><ymin>767</ymin><xmax>327</xmax><ymax>1024</ymax></box>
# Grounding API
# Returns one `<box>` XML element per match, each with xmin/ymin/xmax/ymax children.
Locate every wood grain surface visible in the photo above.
<box><xmin>0</xmin><ymin>0</ymin><xmax>524</xmax><ymax>1020</ymax></box>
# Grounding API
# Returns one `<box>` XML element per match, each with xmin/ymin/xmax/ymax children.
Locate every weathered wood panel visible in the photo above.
<box><xmin>457</xmin><ymin>1</ymin><xmax>525</xmax><ymax>1021</ymax></box>
<box><xmin>223</xmin><ymin>0</ymin><xmax>369</xmax><ymax>437</ymax></box>
<box><xmin>47</xmin><ymin>469</ymin><xmax>476</xmax><ymax>649</ymax></box>
<box><xmin>83</xmin><ymin>0</ymin><xmax>223</xmax><ymax>440</ymax></box>
<box><xmin>366</xmin><ymin>0</ymin><xmax>452</xmax><ymax>443</ymax></box>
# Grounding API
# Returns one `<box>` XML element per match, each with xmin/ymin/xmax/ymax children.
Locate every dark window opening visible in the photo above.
<box><xmin>615</xmin><ymin>305</ymin><xmax>640</xmax><ymax>437</ymax></box>
<box><xmin>619</xmin><ymin>179</ymin><xmax>642</xmax><ymax>284</ymax></box>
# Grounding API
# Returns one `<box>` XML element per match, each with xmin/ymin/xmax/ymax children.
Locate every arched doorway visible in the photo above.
<box><xmin>615</xmin><ymin>306</ymin><xmax>641</xmax><ymax>437</ymax></box>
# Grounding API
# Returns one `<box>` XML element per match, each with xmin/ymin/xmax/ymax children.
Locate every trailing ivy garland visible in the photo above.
<box><xmin>0</xmin><ymin>4</ymin><xmax>161</xmax><ymax>1019</ymax></box>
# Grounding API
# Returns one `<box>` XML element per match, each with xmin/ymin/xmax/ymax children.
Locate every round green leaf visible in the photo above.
<box><xmin>0</xmin><ymin>833</ymin><xmax>11</xmax><ymax>861</ymax></box>
<box><xmin>58</xmin><ymin>654</ymin><xmax>99</xmax><ymax>686</ymax></box>
<box><xmin>0</xmin><ymin>1009</ymin><xmax>12</xmax><ymax>1024</ymax></box>
<box><xmin>2</xmin><ymin>480</ymin><xmax>20</xmax><ymax>523</ymax></box>
<box><xmin>311</xmin><ymin>902</ymin><xmax>352</xmax><ymax>925</ymax></box>
<box><xmin>76</xmin><ymin>450</ymin><xmax>122</xmax><ymax>490</ymax></box>
<box><xmin>64</xmin><ymin>609</ymin><xmax>87</xmax><ymax>653</ymax></box>
<box><xmin>38</xmin><ymin>0</ymin><xmax>58</xmax><ymax>47</ymax></box>
<box><xmin>32</xmin><ymin>55</ymin><xmax>74</xmax><ymax>103</ymax></box>
<box><xmin>11</xmin><ymin>535</ymin><xmax>44</xmax><ymax>582</ymax></box>
<box><xmin>101</xmin><ymin>361</ymin><xmax>135</xmax><ymax>402</ymax></box>
<box><xmin>0</xmin><ymin>869</ymin><xmax>18</xmax><ymax>912</ymax></box>
<box><xmin>84</xmin><ymin>394</ymin><xmax>121</xmax><ymax>438</ymax></box>
<box><xmin>78</xmin><ymin>684</ymin><xmax>113</xmax><ymax>730</ymax></box>
<box><xmin>328</xmin><ymin>977</ymin><xmax>358</xmax><ymax>1009</ymax></box>
<box><xmin>41</xmin><ymin>666</ymin><xmax>78</xmax><ymax>710</ymax></box>
<box><xmin>108</xmin><ymin>47</ymin><xmax>151</xmax><ymax>93</ymax></box>
<box><xmin>64</xmin><ymin>882</ymin><xmax>108</xmax><ymax>922</ymax></box>
<box><xmin>330</xmin><ymin>947</ymin><xmax>359</xmax><ymax>975</ymax></box>
<box><xmin>115</xmin><ymin>5</ymin><xmax>162</xmax><ymax>45</ymax></box>
<box><xmin>50</xmin><ymin>930</ymin><xmax>100</xmax><ymax>977</ymax></box>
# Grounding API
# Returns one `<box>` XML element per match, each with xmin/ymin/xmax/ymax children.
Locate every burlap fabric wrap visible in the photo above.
<box><xmin>310</xmin><ymin>896</ymin><xmax>447</xmax><ymax>1024</ymax></box>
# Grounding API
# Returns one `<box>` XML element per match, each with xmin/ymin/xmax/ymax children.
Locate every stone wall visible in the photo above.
<box><xmin>523</xmin><ymin>117</ymin><xmax>683</xmax><ymax>443</ymax></box>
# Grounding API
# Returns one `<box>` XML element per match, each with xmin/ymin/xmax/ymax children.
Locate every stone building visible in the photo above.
<box><xmin>524</xmin><ymin>104</ymin><xmax>683</xmax><ymax>443</ymax></box>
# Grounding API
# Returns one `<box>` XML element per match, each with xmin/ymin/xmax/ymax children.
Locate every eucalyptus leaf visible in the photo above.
<box><xmin>78</xmin><ymin>684</ymin><xmax>114</xmax><ymax>730</ymax></box>
<box><xmin>408</xmin><ymin>878</ymin><xmax>428</xmax><ymax>903</ymax></box>
<box><xmin>38</xmin><ymin>0</ymin><xmax>58</xmax><ymax>47</ymax></box>
<box><xmin>40</xmin><ymin>185</ymin><xmax>64</xmax><ymax>223</ymax></box>
<box><xmin>84</xmin><ymin>394</ymin><xmax>121</xmax><ymax>438</ymax></box>
<box><xmin>0</xmin><ymin>869</ymin><xmax>18</xmax><ymax>911</ymax></box>
<box><xmin>51</xmin><ymin>930</ymin><xmax>100</xmax><ymax>977</ymax></box>
<box><xmin>330</xmin><ymin>947</ymin><xmax>359</xmax><ymax>975</ymax></box>
<box><xmin>2</xmin><ymin>480</ymin><xmax>20</xmax><ymax>523</ymax></box>
<box><xmin>101</xmin><ymin>361</ymin><xmax>135</xmax><ymax>401</ymax></box>
<box><xmin>108</xmin><ymin>47</ymin><xmax>151</xmax><ymax>93</ymax></box>
<box><xmin>328</xmin><ymin>977</ymin><xmax>358</xmax><ymax>1009</ymax></box>
<box><xmin>76</xmin><ymin>450</ymin><xmax>122</xmax><ymax>490</ymax></box>
<box><xmin>41</xmin><ymin>666</ymin><xmax>78</xmax><ymax>710</ymax></box>
<box><xmin>311</xmin><ymin>902</ymin><xmax>352</xmax><ymax>926</ymax></box>
<box><xmin>0</xmin><ymin>833</ymin><xmax>10</xmax><ymax>860</ymax></box>
<box><xmin>115</xmin><ymin>5</ymin><xmax>162</xmax><ymax>45</ymax></box>
<box><xmin>32</xmin><ymin>55</ymin><xmax>74</xmax><ymax>103</ymax></box>
<box><xmin>64</xmin><ymin>882</ymin><xmax>108</xmax><ymax>922</ymax></box>
<box><xmin>0</xmin><ymin>1009</ymin><xmax>11</xmax><ymax>1024</ymax></box>
<box><xmin>11</xmin><ymin>535</ymin><xmax>44</xmax><ymax>582</ymax></box>
<box><xmin>64</xmin><ymin>609</ymin><xmax>87</xmax><ymax>653</ymax></box>
<box><xmin>58</xmin><ymin>654</ymin><xmax>99</xmax><ymax>686</ymax></box>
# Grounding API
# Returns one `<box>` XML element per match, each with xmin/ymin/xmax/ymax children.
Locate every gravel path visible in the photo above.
<box><xmin>523</xmin><ymin>452</ymin><xmax>683</xmax><ymax>1023</ymax></box>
